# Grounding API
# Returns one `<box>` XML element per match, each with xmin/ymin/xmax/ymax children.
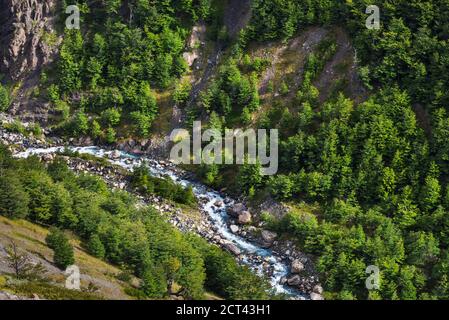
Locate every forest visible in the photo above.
<box><xmin>183</xmin><ymin>0</ymin><xmax>449</xmax><ymax>300</ymax></box>
<box><xmin>2</xmin><ymin>0</ymin><xmax>449</xmax><ymax>301</ymax></box>
<box><xmin>0</xmin><ymin>145</ymin><xmax>271</xmax><ymax>299</ymax></box>
<box><xmin>236</xmin><ymin>0</ymin><xmax>449</xmax><ymax>300</ymax></box>
<box><xmin>45</xmin><ymin>0</ymin><xmax>215</xmax><ymax>140</ymax></box>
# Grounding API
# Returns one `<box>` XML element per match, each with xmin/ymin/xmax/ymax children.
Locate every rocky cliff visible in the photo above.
<box><xmin>0</xmin><ymin>0</ymin><xmax>60</xmax><ymax>123</ymax></box>
<box><xmin>0</xmin><ymin>0</ymin><xmax>59</xmax><ymax>81</ymax></box>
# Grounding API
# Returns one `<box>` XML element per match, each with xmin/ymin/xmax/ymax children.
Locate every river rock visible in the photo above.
<box><xmin>261</xmin><ymin>230</ymin><xmax>277</xmax><ymax>243</ymax></box>
<box><xmin>132</xmin><ymin>148</ymin><xmax>143</xmax><ymax>154</ymax></box>
<box><xmin>140</xmin><ymin>139</ymin><xmax>148</xmax><ymax>147</ymax></box>
<box><xmin>287</xmin><ymin>275</ymin><xmax>301</xmax><ymax>287</ymax></box>
<box><xmin>230</xmin><ymin>225</ymin><xmax>239</xmax><ymax>233</ymax></box>
<box><xmin>279</xmin><ymin>276</ymin><xmax>288</xmax><ymax>285</ymax></box>
<box><xmin>310</xmin><ymin>292</ymin><xmax>324</xmax><ymax>300</ymax></box>
<box><xmin>224</xmin><ymin>243</ymin><xmax>241</xmax><ymax>256</ymax></box>
<box><xmin>109</xmin><ymin>150</ymin><xmax>121</xmax><ymax>159</ymax></box>
<box><xmin>291</xmin><ymin>259</ymin><xmax>304</xmax><ymax>274</ymax></box>
<box><xmin>238</xmin><ymin>211</ymin><xmax>252</xmax><ymax>225</ymax></box>
<box><xmin>41</xmin><ymin>153</ymin><xmax>54</xmax><ymax>162</ymax></box>
<box><xmin>227</xmin><ymin>203</ymin><xmax>246</xmax><ymax>218</ymax></box>
<box><xmin>313</xmin><ymin>285</ymin><xmax>323</xmax><ymax>295</ymax></box>
<box><xmin>214</xmin><ymin>200</ymin><xmax>223</xmax><ymax>207</ymax></box>
<box><xmin>128</xmin><ymin>140</ymin><xmax>136</xmax><ymax>148</ymax></box>
<box><xmin>80</xmin><ymin>136</ymin><xmax>92</xmax><ymax>145</ymax></box>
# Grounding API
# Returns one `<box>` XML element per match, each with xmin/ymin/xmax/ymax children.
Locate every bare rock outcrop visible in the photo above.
<box><xmin>0</xmin><ymin>0</ymin><xmax>60</xmax><ymax>124</ymax></box>
<box><xmin>0</xmin><ymin>0</ymin><xmax>59</xmax><ymax>81</ymax></box>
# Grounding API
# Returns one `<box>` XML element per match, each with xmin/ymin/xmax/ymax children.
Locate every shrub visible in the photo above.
<box><xmin>46</xmin><ymin>228</ymin><xmax>75</xmax><ymax>269</ymax></box>
<box><xmin>101</xmin><ymin>108</ymin><xmax>121</xmax><ymax>127</ymax></box>
<box><xmin>105</xmin><ymin>127</ymin><xmax>116</xmax><ymax>144</ymax></box>
<box><xmin>0</xmin><ymin>172</ymin><xmax>29</xmax><ymax>219</ymax></box>
<box><xmin>0</xmin><ymin>84</ymin><xmax>10</xmax><ymax>111</ymax></box>
<box><xmin>173</xmin><ymin>80</ymin><xmax>192</xmax><ymax>105</ymax></box>
<box><xmin>87</xmin><ymin>234</ymin><xmax>105</xmax><ymax>259</ymax></box>
<box><xmin>29</xmin><ymin>123</ymin><xmax>43</xmax><ymax>137</ymax></box>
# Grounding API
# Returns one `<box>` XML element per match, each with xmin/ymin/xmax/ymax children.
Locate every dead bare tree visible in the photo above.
<box><xmin>4</xmin><ymin>240</ymin><xmax>46</xmax><ymax>280</ymax></box>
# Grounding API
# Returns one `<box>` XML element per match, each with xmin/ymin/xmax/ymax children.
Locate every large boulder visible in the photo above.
<box><xmin>41</xmin><ymin>153</ymin><xmax>54</xmax><ymax>162</ymax></box>
<box><xmin>261</xmin><ymin>230</ymin><xmax>277</xmax><ymax>243</ymax></box>
<box><xmin>109</xmin><ymin>150</ymin><xmax>121</xmax><ymax>159</ymax></box>
<box><xmin>227</xmin><ymin>203</ymin><xmax>246</xmax><ymax>218</ymax></box>
<box><xmin>238</xmin><ymin>211</ymin><xmax>252</xmax><ymax>225</ymax></box>
<box><xmin>313</xmin><ymin>284</ymin><xmax>323</xmax><ymax>295</ymax></box>
<box><xmin>229</xmin><ymin>224</ymin><xmax>239</xmax><ymax>233</ymax></box>
<box><xmin>287</xmin><ymin>275</ymin><xmax>301</xmax><ymax>287</ymax></box>
<box><xmin>310</xmin><ymin>292</ymin><xmax>324</xmax><ymax>300</ymax></box>
<box><xmin>260</xmin><ymin>230</ymin><xmax>278</xmax><ymax>248</ymax></box>
<box><xmin>224</xmin><ymin>243</ymin><xmax>241</xmax><ymax>256</ymax></box>
<box><xmin>291</xmin><ymin>259</ymin><xmax>305</xmax><ymax>274</ymax></box>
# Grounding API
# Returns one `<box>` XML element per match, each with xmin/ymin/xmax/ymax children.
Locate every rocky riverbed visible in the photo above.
<box><xmin>0</xmin><ymin>117</ymin><xmax>323</xmax><ymax>300</ymax></box>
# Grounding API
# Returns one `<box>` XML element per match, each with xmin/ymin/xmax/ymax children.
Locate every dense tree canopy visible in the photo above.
<box><xmin>10</xmin><ymin>0</ymin><xmax>449</xmax><ymax>301</ymax></box>
<box><xmin>240</xmin><ymin>0</ymin><xmax>449</xmax><ymax>300</ymax></box>
<box><xmin>0</xmin><ymin>146</ymin><xmax>271</xmax><ymax>299</ymax></box>
<box><xmin>48</xmin><ymin>0</ymin><xmax>216</xmax><ymax>141</ymax></box>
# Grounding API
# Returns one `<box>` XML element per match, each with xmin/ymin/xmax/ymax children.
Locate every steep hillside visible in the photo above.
<box><xmin>0</xmin><ymin>0</ymin><xmax>60</xmax><ymax>124</ymax></box>
<box><xmin>0</xmin><ymin>216</ymin><xmax>134</xmax><ymax>300</ymax></box>
<box><xmin>2</xmin><ymin>0</ymin><xmax>449</xmax><ymax>301</ymax></box>
<box><xmin>0</xmin><ymin>143</ymin><xmax>275</xmax><ymax>300</ymax></box>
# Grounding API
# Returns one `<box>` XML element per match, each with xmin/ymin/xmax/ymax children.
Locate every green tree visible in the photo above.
<box><xmin>91</xmin><ymin>120</ymin><xmax>102</xmax><ymax>139</ymax></box>
<box><xmin>0</xmin><ymin>172</ymin><xmax>29</xmax><ymax>219</ymax></box>
<box><xmin>237</xmin><ymin>159</ymin><xmax>263</xmax><ymax>196</ymax></box>
<box><xmin>398</xmin><ymin>266</ymin><xmax>418</xmax><ymax>300</ymax></box>
<box><xmin>71</xmin><ymin>109</ymin><xmax>89</xmax><ymax>136</ymax></box>
<box><xmin>141</xmin><ymin>265</ymin><xmax>166</xmax><ymax>298</ymax></box>
<box><xmin>86</xmin><ymin>57</ymin><xmax>103</xmax><ymax>89</ymax></box>
<box><xmin>280</xmin><ymin>81</ymin><xmax>289</xmax><ymax>95</ymax></box>
<box><xmin>173</xmin><ymin>80</ymin><xmax>192</xmax><ymax>105</ymax></box>
<box><xmin>201</xmin><ymin>163</ymin><xmax>219</xmax><ymax>186</ymax></box>
<box><xmin>268</xmin><ymin>175</ymin><xmax>294</xmax><ymax>200</ymax></box>
<box><xmin>46</xmin><ymin>228</ymin><xmax>75</xmax><ymax>269</ymax></box>
<box><xmin>241</xmin><ymin>107</ymin><xmax>252</xmax><ymax>125</ymax></box>
<box><xmin>420</xmin><ymin>176</ymin><xmax>441</xmax><ymax>212</ymax></box>
<box><xmin>51</xmin><ymin>182</ymin><xmax>77</xmax><ymax>228</ymax></box>
<box><xmin>130</xmin><ymin>112</ymin><xmax>152</xmax><ymax>137</ymax></box>
<box><xmin>406</xmin><ymin>232</ymin><xmax>440</xmax><ymax>267</ymax></box>
<box><xmin>47</xmin><ymin>84</ymin><xmax>60</xmax><ymax>103</ymax></box>
<box><xmin>47</xmin><ymin>158</ymin><xmax>74</xmax><ymax>182</ymax></box>
<box><xmin>0</xmin><ymin>84</ymin><xmax>10</xmax><ymax>111</ymax></box>
<box><xmin>21</xmin><ymin>171</ymin><xmax>54</xmax><ymax>223</ymax></box>
<box><xmin>105</xmin><ymin>127</ymin><xmax>116</xmax><ymax>144</ymax></box>
<box><xmin>101</xmin><ymin>108</ymin><xmax>121</xmax><ymax>127</ymax></box>
<box><xmin>87</xmin><ymin>234</ymin><xmax>105</xmax><ymax>259</ymax></box>
<box><xmin>58</xmin><ymin>30</ymin><xmax>82</xmax><ymax>93</ymax></box>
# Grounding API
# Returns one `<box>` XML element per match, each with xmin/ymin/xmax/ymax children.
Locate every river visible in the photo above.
<box><xmin>15</xmin><ymin>145</ymin><xmax>306</xmax><ymax>299</ymax></box>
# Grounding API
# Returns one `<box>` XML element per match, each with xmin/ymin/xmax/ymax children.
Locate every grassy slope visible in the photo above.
<box><xmin>0</xmin><ymin>216</ymin><xmax>135</xmax><ymax>300</ymax></box>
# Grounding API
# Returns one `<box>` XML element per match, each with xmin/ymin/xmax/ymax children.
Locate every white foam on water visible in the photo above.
<box><xmin>15</xmin><ymin>146</ymin><xmax>305</xmax><ymax>298</ymax></box>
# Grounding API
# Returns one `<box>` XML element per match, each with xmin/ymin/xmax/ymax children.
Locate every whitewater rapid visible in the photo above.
<box><xmin>15</xmin><ymin>145</ymin><xmax>305</xmax><ymax>299</ymax></box>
